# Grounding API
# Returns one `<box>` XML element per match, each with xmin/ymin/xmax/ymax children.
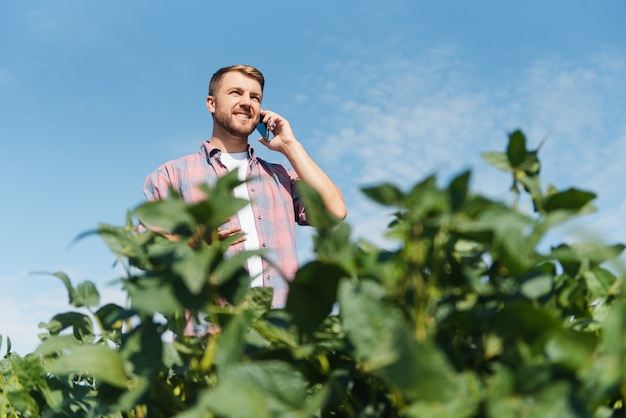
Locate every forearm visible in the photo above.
<box><xmin>282</xmin><ymin>141</ymin><xmax>347</xmax><ymax>220</ymax></box>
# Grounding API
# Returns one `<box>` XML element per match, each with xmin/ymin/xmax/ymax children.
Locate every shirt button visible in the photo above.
<box><xmin>262</xmin><ymin>243</ymin><xmax>267</xmax><ymax>248</ymax></box>
<box><xmin>250</xmin><ymin>188</ymin><xmax>255</xmax><ymax>192</ymax></box>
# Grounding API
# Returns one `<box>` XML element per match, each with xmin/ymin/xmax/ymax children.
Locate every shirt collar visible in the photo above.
<box><xmin>199</xmin><ymin>141</ymin><xmax>256</xmax><ymax>162</ymax></box>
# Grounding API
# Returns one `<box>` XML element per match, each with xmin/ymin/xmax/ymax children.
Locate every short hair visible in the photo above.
<box><xmin>208</xmin><ymin>64</ymin><xmax>265</xmax><ymax>96</ymax></box>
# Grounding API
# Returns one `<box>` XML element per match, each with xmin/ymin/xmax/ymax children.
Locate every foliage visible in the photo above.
<box><xmin>1</xmin><ymin>130</ymin><xmax>625</xmax><ymax>417</ymax></box>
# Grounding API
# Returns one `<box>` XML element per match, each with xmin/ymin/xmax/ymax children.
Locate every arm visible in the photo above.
<box><xmin>258</xmin><ymin>111</ymin><xmax>348</xmax><ymax>220</ymax></box>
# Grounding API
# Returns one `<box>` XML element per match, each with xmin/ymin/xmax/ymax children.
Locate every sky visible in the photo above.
<box><xmin>1</xmin><ymin>1</ymin><xmax>625</xmax><ymax>354</ymax></box>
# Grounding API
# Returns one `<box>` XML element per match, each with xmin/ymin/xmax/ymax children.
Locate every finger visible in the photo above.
<box><xmin>232</xmin><ymin>236</ymin><xmax>247</xmax><ymax>245</ymax></box>
<box><xmin>218</xmin><ymin>228</ymin><xmax>239</xmax><ymax>240</ymax></box>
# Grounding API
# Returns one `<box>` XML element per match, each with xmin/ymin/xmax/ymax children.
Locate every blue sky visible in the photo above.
<box><xmin>1</xmin><ymin>1</ymin><xmax>625</xmax><ymax>354</ymax></box>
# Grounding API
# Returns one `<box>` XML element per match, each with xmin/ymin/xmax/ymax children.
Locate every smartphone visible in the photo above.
<box><xmin>256</xmin><ymin>116</ymin><xmax>271</xmax><ymax>141</ymax></box>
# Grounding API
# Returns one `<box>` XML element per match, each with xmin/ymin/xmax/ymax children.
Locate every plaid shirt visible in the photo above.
<box><xmin>143</xmin><ymin>141</ymin><xmax>308</xmax><ymax>309</ymax></box>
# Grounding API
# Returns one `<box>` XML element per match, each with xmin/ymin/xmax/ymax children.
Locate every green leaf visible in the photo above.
<box><xmin>39</xmin><ymin>312</ymin><xmax>93</xmax><ymax>342</ymax></box>
<box><xmin>75</xmin><ymin>280</ymin><xmax>100</xmax><ymax>308</ymax></box>
<box><xmin>549</xmin><ymin>242</ymin><xmax>625</xmax><ymax>272</ymax></box>
<box><xmin>296</xmin><ymin>180</ymin><xmax>342</xmax><ymax>229</ymax></box>
<box><xmin>134</xmin><ymin>197</ymin><xmax>196</xmax><ymax>235</ymax></box>
<box><xmin>183</xmin><ymin>361</ymin><xmax>320</xmax><ymax>418</ymax></box>
<box><xmin>518</xmin><ymin>149</ymin><xmax>541</xmax><ymax>176</ymax></box>
<box><xmin>405</xmin><ymin>372</ymin><xmax>480</xmax><ymax>418</ymax></box>
<box><xmin>286</xmin><ymin>261</ymin><xmax>346</xmax><ymax>333</ymax></box>
<box><xmin>119</xmin><ymin>322</ymin><xmax>162</xmax><ymax>377</ymax></box>
<box><xmin>582</xmin><ymin>267</ymin><xmax>618</xmax><ymax>301</ymax></box>
<box><xmin>214</xmin><ymin>309</ymin><xmax>255</xmax><ymax>371</ymax></box>
<box><xmin>448</xmin><ymin>170</ymin><xmax>471</xmax><ymax>212</ymax></box>
<box><xmin>123</xmin><ymin>274</ymin><xmax>186</xmax><ymax>315</ymax></box>
<box><xmin>517</xmin><ymin>170</ymin><xmax>543</xmax><ymax>212</ymax></box>
<box><xmin>542</xmin><ymin>188</ymin><xmax>596</xmax><ymax>213</ymax></box>
<box><xmin>381</xmin><ymin>332</ymin><xmax>459</xmax><ymax>402</ymax></box>
<box><xmin>95</xmin><ymin>303</ymin><xmax>129</xmax><ymax>331</ymax></box>
<box><xmin>35</xmin><ymin>334</ymin><xmax>81</xmax><ymax>355</ymax></box>
<box><xmin>519</xmin><ymin>267</ymin><xmax>555</xmax><ymax>300</ymax></box>
<box><xmin>493</xmin><ymin>303</ymin><xmax>560</xmax><ymax>342</ymax></box>
<box><xmin>171</xmin><ymin>243</ymin><xmax>213</xmax><ymax>294</ymax></box>
<box><xmin>481</xmin><ymin>151</ymin><xmax>512</xmax><ymax>172</ymax></box>
<box><xmin>474</xmin><ymin>204</ymin><xmax>537</xmax><ymax>273</ymax></box>
<box><xmin>92</xmin><ymin>223</ymin><xmax>153</xmax><ymax>268</ymax></box>
<box><xmin>338</xmin><ymin>279</ymin><xmax>405</xmax><ymax>367</ymax></box>
<box><xmin>487</xmin><ymin>381</ymin><xmax>582</xmax><ymax>418</ymax></box>
<box><xmin>544</xmin><ymin>330</ymin><xmax>596</xmax><ymax>372</ymax></box>
<box><xmin>251</xmin><ymin>309</ymin><xmax>299</xmax><ymax>348</ymax></box>
<box><xmin>45</xmin><ymin>344</ymin><xmax>129</xmax><ymax>389</ymax></box>
<box><xmin>361</xmin><ymin>183</ymin><xmax>405</xmax><ymax>206</ymax></box>
<box><xmin>507</xmin><ymin>129</ymin><xmax>527</xmax><ymax>168</ymax></box>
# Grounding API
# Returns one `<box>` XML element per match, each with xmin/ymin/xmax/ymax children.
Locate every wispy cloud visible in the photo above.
<box><xmin>307</xmin><ymin>47</ymin><xmax>626</xmax><ymax>250</ymax></box>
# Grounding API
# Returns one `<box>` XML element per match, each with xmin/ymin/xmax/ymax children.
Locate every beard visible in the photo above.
<box><xmin>213</xmin><ymin>109</ymin><xmax>256</xmax><ymax>138</ymax></box>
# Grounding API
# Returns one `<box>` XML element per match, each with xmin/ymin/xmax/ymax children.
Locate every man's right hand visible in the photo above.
<box><xmin>217</xmin><ymin>226</ymin><xmax>247</xmax><ymax>245</ymax></box>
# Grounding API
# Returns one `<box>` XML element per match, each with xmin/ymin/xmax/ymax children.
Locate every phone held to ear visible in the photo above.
<box><xmin>256</xmin><ymin>116</ymin><xmax>271</xmax><ymax>141</ymax></box>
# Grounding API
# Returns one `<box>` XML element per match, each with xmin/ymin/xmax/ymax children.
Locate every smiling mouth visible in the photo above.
<box><xmin>234</xmin><ymin>112</ymin><xmax>252</xmax><ymax>120</ymax></box>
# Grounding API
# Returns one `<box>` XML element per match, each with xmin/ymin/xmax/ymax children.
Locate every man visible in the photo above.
<box><xmin>143</xmin><ymin>64</ymin><xmax>347</xmax><ymax>313</ymax></box>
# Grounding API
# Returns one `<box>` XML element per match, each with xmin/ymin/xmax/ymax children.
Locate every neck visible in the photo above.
<box><xmin>210</xmin><ymin>126</ymin><xmax>249</xmax><ymax>153</ymax></box>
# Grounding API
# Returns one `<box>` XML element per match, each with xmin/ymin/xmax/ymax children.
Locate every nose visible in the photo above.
<box><xmin>240</xmin><ymin>92</ymin><xmax>253</xmax><ymax>106</ymax></box>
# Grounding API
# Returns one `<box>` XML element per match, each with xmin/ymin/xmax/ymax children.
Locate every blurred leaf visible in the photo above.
<box><xmin>519</xmin><ymin>267</ymin><xmax>555</xmax><ymax>300</ymax></box>
<box><xmin>214</xmin><ymin>309</ymin><xmax>255</xmax><ymax>371</ymax></box>
<box><xmin>75</xmin><ymin>280</ymin><xmax>100</xmax><ymax>308</ymax></box>
<box><xmin>507</xmin><ymin>129</ymin><xmax>527</xmax><ymax>168</ymax></box>
<box><xmin>548</xmin><ymin>243</ymin><xmax>625</xmax><ymax>272</ymax></box>
<box><xmin>487</xmin><ymin>380</ymin><xmax>583</xmax><ymax>418</ymax></box>
<box><xmin>474</xmin><ymin>204</ymin><xmax>537</xmax><ymax>273</ymax></box>
<box><xmin>543</xmin><ymin>188</ymin><xmax>596</xmax><ymax>213</ymax></box>
<box><xmin>517</xmin><ymin>171</ymin><xmax>543</xmax><ymax>212</ymax></box>
<box><xmin>95</xmin><ymin>303</ymin><xmax>130</xmax><ymax>331</ymax></box>
<box><xmin>382</xmin><ymin>332</ymin><xmax>459</xmax><ymax>402</ymax></box>
<box><xmin>134</xmin><ymin>196</ymin><xmax>196</xmax><ymax>236</ymax></box>
<box><xmin>120</xmin><ymin>322</ymin><xmax>162</xmax><ymax>378</ymax></box>
<box><xmin>493</xmin><ymin>303</ymin><xmax>560</xmax><ymax>342</ymax></box>
<box><xmin>39</xmin><ymin>312</ymin><xmax>93</xmax><ymax>342</ymax></box>
<box><xmin>481</xmin><ymin>151</ymin><xmax>512</xmax><ymax>172</ymax></box>
<box><xmin>171</xmin><ymin>243</ymin><xmax>213</xmax><ymax>294</ymax></box>
<box><xmin>518</xmin><ymin>150</ymin><xmax>541</xmax><ymax>176</ymax></box>
<box><xmin>297</xmin><ymin>180</ymin><xmax>343</xmax><ymax>230</ymax></box>
<box><xmin>544</xmin><ymin>330</ymin><xmax>596</xmax><ymax>372</ymax></box>
<box><xmin>582</xmin><ymin>267</ymin><xmax>618</xmax><ymax>301</ymax></box>
<box><xmin>338</xmin><ymin>279</ymin><xmax>405</xmax><ymax>367</ymax></box>
<box><xmin>92</xmin><ymin>223</ymin><xmax>153</xmax><ymax>268</ymax></box>
<box><xmin>123</xmin><ymin>274</ymin><xmax>186</xmax><ymax>315</ymax></box>
<box><xmin>182</xmin><ymin>361</ymin><xmax>323</xmax><ymax>418</ymax></box>
<box><xmin>362</xmin><ymin>183</ymin><xmax>405</xmax><ymax>206</ymax></box>
<box><xmin>448</xmin><ymin>170</ymin><xmax>471</xmax><ymax>212</ymax></box>
<box><xmin>45</xmin><ymin>345</ymin><xmax>129</xmax><ymax>389</ymax></box>
<box><xmin>405</xmin><ymin>372</ymin><xmax>480</xmax><ymax>418</ymax></box>
<box><xmin>286</xmin><ymin>261</ymin><xmax>347</xmax><ymax>333</ymax></box>
<box><xmin>402</xmin><ymin>175</ymin><xmax>445</xmax><ymax>215</ymax></box>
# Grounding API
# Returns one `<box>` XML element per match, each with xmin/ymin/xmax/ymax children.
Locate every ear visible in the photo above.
<box><xmin>206</xmin><ymin>96</ymin><xmax>215</xmax><ymax>114</ymax></box>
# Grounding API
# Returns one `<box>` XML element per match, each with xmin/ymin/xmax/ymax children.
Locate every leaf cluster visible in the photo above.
<box><xmin>1</xmin><ymin>130</ymin><xmax>625</xmax><ymax>417</ymax></box>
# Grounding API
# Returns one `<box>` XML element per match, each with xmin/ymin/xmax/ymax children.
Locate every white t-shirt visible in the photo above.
<box><xmin>220</xmin><ymin>152</ymin><xmax>264</xmax><ymax>287</ymax></box>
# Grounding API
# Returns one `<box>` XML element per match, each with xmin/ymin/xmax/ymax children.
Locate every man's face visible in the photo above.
<box><xmin>207</xmin><ymin>71</ymin><xmax>263</xmax><ymax>138</ymax></box>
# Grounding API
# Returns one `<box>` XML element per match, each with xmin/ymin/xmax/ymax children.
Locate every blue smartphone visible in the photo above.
<box><xmin>256</xmin><ymin>116</ymin><xmax>271</xmax><ymax>141</ymax></box>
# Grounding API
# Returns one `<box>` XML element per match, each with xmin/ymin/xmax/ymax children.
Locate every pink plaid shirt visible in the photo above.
<box><xmin>143</xmin><ymin>141</ymin><xmax>308</xmax><ymax>310</ymax></box>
